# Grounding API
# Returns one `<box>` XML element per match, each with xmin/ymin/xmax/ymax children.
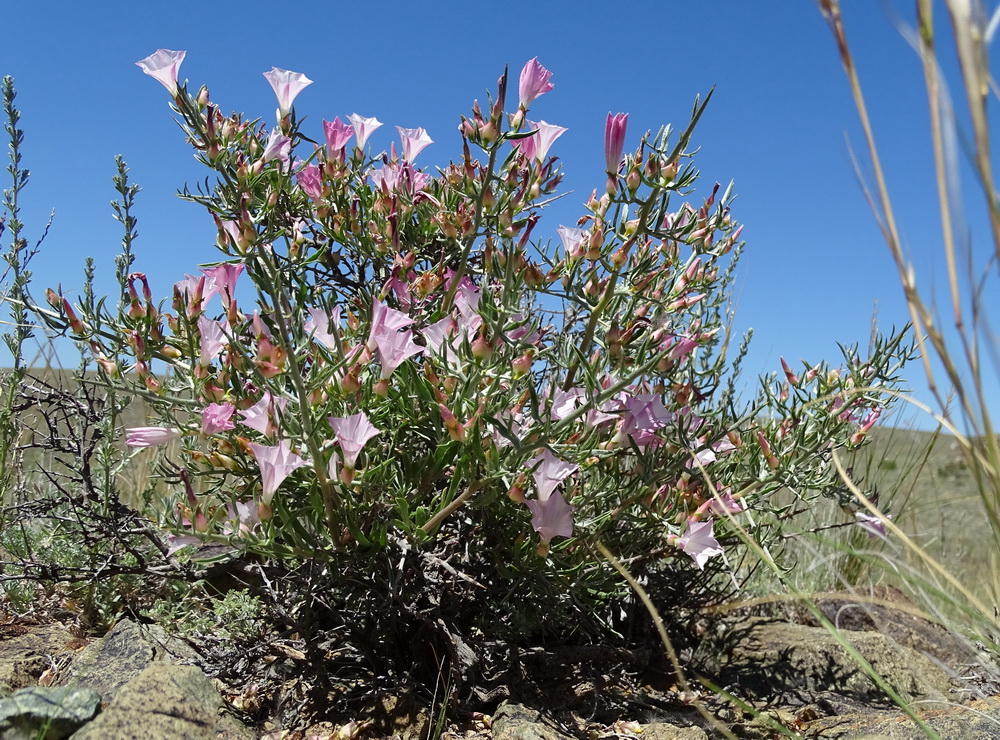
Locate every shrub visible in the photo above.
<box><xmin>9</xmin><ymin>55</ymin><xmax>910</xmax><ymax>655</ymax></box>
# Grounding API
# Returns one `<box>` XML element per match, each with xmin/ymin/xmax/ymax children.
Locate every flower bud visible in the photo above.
<box><xmin>626</xmin><ymin>169</ymin><xmax>641</xmax><ymax>194</ymax></box>
<box><xmin>438</xmin><ymin>403</ymin><xmax>466</xmax><ymax>442</ymax></box>
<box><xmin>341</xmin><ymin>364</ymin><xmax>362</xmax><ymax>394</ymax></box>
<box><xmin>471</xmin><ymin>330</ymin><xmax>494</xmax><ymax>361</ymax></box>
<box><xmin>508</xmin><ymin>474</ymin><xmax>528</xmax><ymax>503</ymax></box>
<box><xmin>512</xmin><ymin>350</ymin><xmax>534</xmax><ymax>378</ymax></box>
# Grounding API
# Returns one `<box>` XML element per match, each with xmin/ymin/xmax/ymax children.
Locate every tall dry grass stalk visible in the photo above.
<box><xmin>818</xmin><ymin>0</ymin><xmax>1000</xmax><ymax>625</ymax></box>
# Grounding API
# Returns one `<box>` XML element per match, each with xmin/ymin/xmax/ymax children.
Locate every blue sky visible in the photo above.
<box><xmin>3</xmin><ymin>0</ymin><xmax>997</xmax><ymax>430</ymax></box>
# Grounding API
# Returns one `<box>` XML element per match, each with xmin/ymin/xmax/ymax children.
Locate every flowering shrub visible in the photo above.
<box><xmin>34</xmin><ymin>52</ymin><xmax>912</xmax><ymax>638</ymax></box>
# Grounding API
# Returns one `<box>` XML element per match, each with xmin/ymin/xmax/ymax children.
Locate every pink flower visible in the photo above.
<box><xmin>557</xmin><ymin>225</ymin><xmax>587</xmax><ymax>260</ymax></box>
<box><xmin>518</xmin><ymin>58</ymin><xmax>554</xmax><ymax>108</ymax></box>
<box><xmin>223</xmin><ymin>501</ymin><xmax>261</xmax><ymax>537</ymax></box>
<box><xmin>348</xmin><ymin>113</ymin><xmax>383</xmax><ymax>149</ymax></box>
<box><xmin>617</xmin><ymin>393</ymin><xmax>673</xmax><ymax>447</ymax></box>
<box><xmin>855</xmin><ymin>512</ymin><xmax>890</xmax><ymax>538</ymax></box>
<box><xmin>238</xmin><ymin>390</ymin><xmax>288</xmax><ymax>437</ymax></box>
<box><xmin>530</xmin><ymin>449</ymin><xmax>578</xmax><ymax>500</ymax></box>
<box><xmin>676</xmin><ymin>519</ymin><xmax>724</xmax><ymax>570</ymax></box>
<box><xmin>397</xmin><ymin>127</ymin><xmax>433</xmax><ymax>163</ymax></box>
<box><xmin>262</xmin><ymin>130</ymin><xmax>292</xmax><ymax>165</ymax></box>
<box><xmin>328</xmin><ymin>411</ymin><xmax>381</xmax><ymax>470</ymax></box>
<box><xmin>296</xmin><ymin>163</ymin><xmax>323</xmax><ymax>200</ymax></box>
<box><xmin>201</xmin><ymin>402</ymin><xmax>236</xmax><ymax>435</ymax></box>
<box><xmin>368</xmin><ymin>162</ymin><xmax>429</xmax><ymax>196</ymax></box>
<box><xmin>548</xmin><ymin>388</ymin><xmax>583</xmax><ymax>422</ymax></box>
<box><xmin>687</xmin><ymin>447</ymin><xmax>717</xmax><ymax>470</ymax></box>
<box><xmin>422</xmin><ymin>317</ymin><xmax>460</xmax><ymax>368</ymax></box>
<box><xmin>305</xmin><ymin>306</ymin><xmax>341</xmax><ymax>352</ymax></box>
<box><xmin>249</xmin><ymin>440</ymin><xmax>308</xmax><ymax>502</ymax></box>
<box><xmin>323</xmin><ymin>117</ymin><xmax>354</xmax><ymax>161</ymax></box>
<box><xmin>374</xmin><ymin>328</ymin><xmax>422</xmax><ymax>380</ymax></box>
<box><xmin>516</xmin><ymin>121</ymin><xmax>567</xmax><ymax>162</ymax></box>
<box><xmin>525</xmin><ymin>492</ymin><xmax>574</xmax><ymax>545</ymax></box>
<box><xmin>605</xmin><ymin>112</ymin><xmax>629</xmax><ymax>174</ymax></box>
<box><xmin>200</xmin><ymin>263</ymin><xmax>244</xmax><ymax>308</ymax></box>
<box><xmin>450</xmin><ymin>274</ymin><xmax>482</xmax><ymax>320</ymax></box>
<box><xmin>174</xmin><ymin>274</ymin><xmax>206</xmax><ymax>316</ymax></box>
<box><xmin>367</xmin><ymin>298</ymin><xmax>414</xmax><ymax>351</ymax></box>
<box><xmin>708</xmin><ymin>489</ymin><xmax>746</xmax><ymax>516</ymax></box>
<box><xmin>126</xmin><ymin>426</ymin><xmax>181</xmax><ymax>448</ymax></box>
<box><xmin>197</xmin><ymin>315</ymin><xmax>226</xmax><ymax>367</ymax></box>
<box><xmin>263</xmin><ymin>67</ymin><xmax>313</xmax><ymax>118</ymax></box>
<box><xmin>136</xmin><ymin>50</ymin><xmax>186</xmax><ymax>96</ymax></box>
<box><xmin>665</xmin><ymin>335</ymin><xmax>699</xmax><ymax>363</ymax></box>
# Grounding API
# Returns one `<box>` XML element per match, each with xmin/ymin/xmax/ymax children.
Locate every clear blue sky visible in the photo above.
<box><xmin>3</xmin><ymin>0</ymin><xmax>996</xmax><ymax>431</ymax></box>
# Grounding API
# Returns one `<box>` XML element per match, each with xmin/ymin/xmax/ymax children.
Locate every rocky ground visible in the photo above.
<box><xmin>0</xmin><ymin>585</ymin><xmax>998</xmax><ymax>739</ymax></box>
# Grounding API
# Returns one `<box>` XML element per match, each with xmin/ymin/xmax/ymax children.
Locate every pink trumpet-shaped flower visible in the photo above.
<box><xmin>249</xmin><ymin>440</ymin><xmax>308</xmax><ymax>502</ymax></box>
<box><xmin>530</xmin><ymin>449</ymin><xmax>578</xmax><ymax>500</ymax></box>
<box><xmin>533</xmin><ymin>121</ymin><xmax>567</xmax><ymax>161</ymax></box>
<box><xmin>517</xmin><ymin>121</ymin><xmax>567</xmax><ymax>162</ymax></box>
<box><xmin>676</xmin><ymin>519</ymin><xmax>724</xmax><ymax>570</ymax></box>
<box><xmin>518</xmin><ymin>57</ymin><xmax>554</xmax><ymax>108</ymax></box>
<box><xmin>305</xmin><ymin>306</ymin><xmax>341</xmax><ymax>352</ymax></box>
<box><xmin>296</xmin><ymin>163</ymin><xmax>323</xmax><ymax>200</ymax></box>
<box><xmin>323</xmin><ymin>117</ymin><xmax>354</xmax><ymax>160</ymax></box>
<box><xmin>374</xmin><ymin>328</ymin><xmax>422</xmax><ymax>380</ymax></box>
<box><xmin>263</xmin><ymin>67</ymin><xmax>313</xmax><ymax>117</ymax></box>
<box><xmin>548</xmin><ymin>388</ymin><xmax>583</xmax><ymax>422</ymax></box>
<box><xmin>262</xmin><ymin>130</ymin><xmax>292</xmax><ymax>165</ymax></box>
<box><xmin>525</xmin><ymin>491</ymin><xmax>574</xmax><ymax>545</ymax></box>
<box><xmin>557</xmin><ymin>225</ymin><xmax>587</xmax><ymax>260</ymax></box>
<box><xmin>707</xmin><ymin>489</ymin><xmax>746</xmax><ymax>516</ymax></box>
<box><xmin>136</xmin><ymin>50</ymin><xmax>186</xmax><ymax>96</ymax></box>
<box><xmin>201</xmin><ymin>402</ymin><xmax>236</xmax><ymax>435</ymax></box>
<box><xmin>617</xmin><ymin>393</ymin><xmax>673</xmax><ymax>447</ymax></box>
<box><xmin>605</xmin><ymin>112</ymin><xmax>629</xmax><ymax>174</ymax></box>
<box><xmin>174</xmin><ymin>274</ymin><xmax>206</xmax><ymax>316</ymax></box>
<box><xmin>367</xmin><ymin>298</ymin><xmax>414</xmax><ymax>351</ymax></box>
<box><xmin>348</xmin><ymin>113</ymin><xmax>383</xmax><ymax>149</ymax></box>
<box><xmin>126</xmin><ymin>426</ymin><xmax>181</xmax><ymax>448</ymax></box>
<box><xmin>238</xmin><ymin>390</ymin><xmax>288</xmax><ymax>438</ymax></box>
<box><xmin>397</xmin><ymin>127</ymin><xmax>433</xmax><ymax>163</ymax></box>
<box><xmin>328</xmin><ymin>411</ymin><xmax>381</xmax><ymax>470</ymax></box>
<box><xmin>223</xmin><ymin>500</ymin><xmax>261</xmax><ymax>537</ymax></box>
<box><xmin>197</xmin><ymin>315</ymin><xmax>226</xmax><ymax>367</ymax></box>
<box><xmin>200</xmin><ymin>263</ymin><xmax>244</xmax><ymax>308</ymax></box>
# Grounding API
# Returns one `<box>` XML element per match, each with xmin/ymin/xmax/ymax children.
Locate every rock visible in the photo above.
<box><xmin>360</xmin><ymin>693</ymin><xmax>431</xmax><ymax>740</ymax></box>
<box><xmin>0</xmin><ymin>685</ymin><xmax>100</xmax><ymax>739</ymax></box>
<box><xmin>641</xmin><ymin>723</ymin><xmax>709</xmax><ymax>739</ymax></box>
<box><xmin>716</xmin><ymin>618</ymin><xmax>954</xmax><ymax>706</ymax></box>
<box><xmin>0</xmin><ymin>622</ymin><xmax>83</xmax><ymax>696</ymax></box>
<box><xmin>61</xmin><ymin>619</ymin><xmax>199</xmax><ymax>705</ymax></box>
<box><xmin>803</xmin><ymin>696</ymin><xmax>1000</xmax><ymax>738</ymax></box>
<box><xmin>70</xmin><ymin>663</ymin><xmax>219</xmax><ymax>740</ymax></box>
<box><xmin>805</xmin><ymin>586</ymin><xmax>989</xmax><ymax>672</ymax></box>
<box><xmin>490</xmin><ymin>702</ymin><xmax>574</xmax><ymax>739</ymax></box>
<box><xmin>215</xmin><ymin>710</ymin><xmax>258</xmax><ymax>740</ymax></box>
